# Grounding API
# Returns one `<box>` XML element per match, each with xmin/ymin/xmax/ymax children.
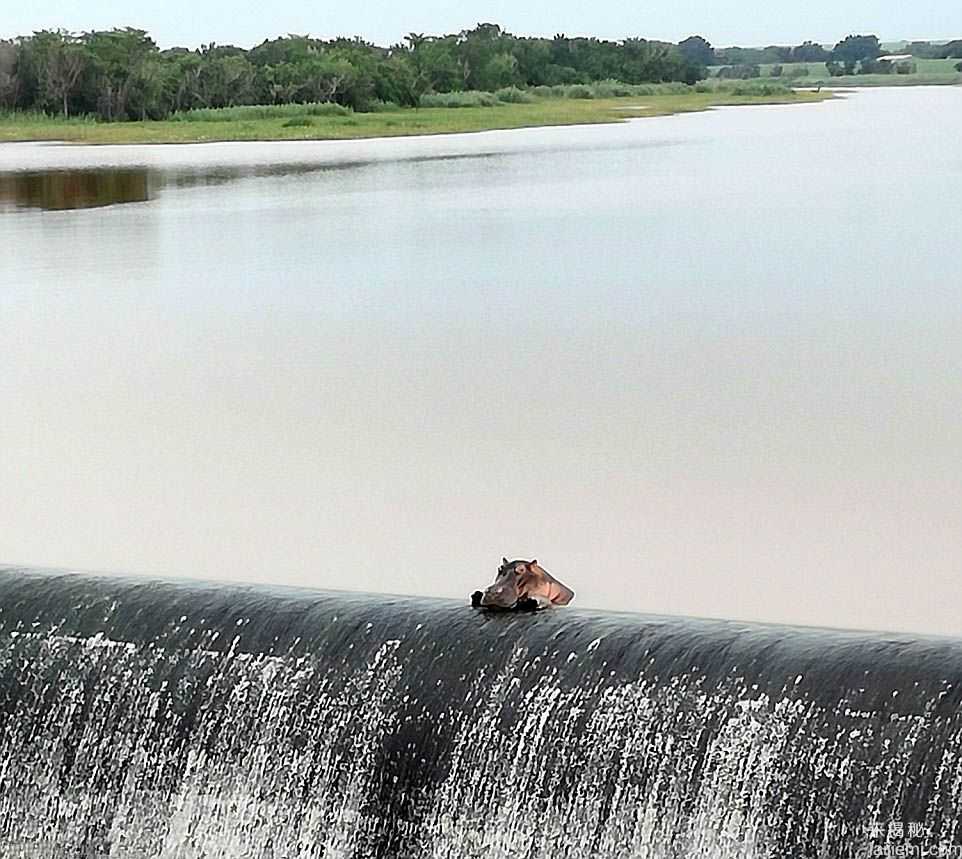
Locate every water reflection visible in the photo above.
<box><xmin>0</xmin><ymin>152</ymin><xmax>513</xmax><ymax>212</ymax></box>
<box><xmin>0</xmin><ymin>168</ymin><xmax>152</xmax><ymax>211</ymax></box>
<box><xmin>0</xmin><ymin>163</ymin><xmax>369</xmax><ymax>212</ymax></box>
<box><xmin>3</xmin><ymin>89</ymin><xmax>962</xmax><ymax>636</ymax></box>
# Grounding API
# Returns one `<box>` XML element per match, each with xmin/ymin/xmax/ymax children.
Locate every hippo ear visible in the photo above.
<box><xmin>502</xmin><ymin>557</ymin><xmax>509</xmax><ymax>566</ymax></box>
<box><xmin>531</xmin><ymin>559</ymin><xmax>537</xmax><ymax>566</ymax></box>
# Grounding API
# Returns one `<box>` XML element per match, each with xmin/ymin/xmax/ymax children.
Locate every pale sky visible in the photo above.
<box><xmin>1</xmin><ymin>0</ymin><xmax>959</xmax><ymax>49</ymax></box>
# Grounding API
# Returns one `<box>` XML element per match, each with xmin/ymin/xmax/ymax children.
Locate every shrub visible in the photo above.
<box><xmin>716</xmin><ymin>64</ymin><xmax>761</xmax><ymax>80</ymax></box>
<box><xmin>653</xmin><ymin>82</ymin><xmax>691</xmax><ymax>94</ymax></box>
<box><xmin>564</xmin><ymin>84</ymin><xmax>593</xmax><ymax>99</ymax></box>
<box><xmin>529</xmin><ymin>85</ymin><xmax>556</xmax><ymax>98</ymax></box>
<box><xmin>494</xmin><ymin>86</ymin><xmax>532</xmax><ymax>103</ymax></box>
<box><xmin>365</xmin><ymin>99</ymin><xmax>401</xmax><ymax>112</ymax></box>
<box><xmin>542</xmin><ymin>65</ymin><xmax>582</xmax><ymax>86</ymax></box>
<box><xmin>171</xmin><ymin>102</ymin><xmax>350</xmax><ymax>122</ymax></box>
<box><xmin>590</xmin><ymin>79</ymin><xmax>634</xmax><ymax>98</ymax></box>
<box><xmin>728</xmin><ymin>81</ymin><xmax>792</xmax><ymax>96</ymax></box>
<box><xmin>419</xmin><ymin>90</ymin><xmax>498</xmax><ymax>108</ymax></box>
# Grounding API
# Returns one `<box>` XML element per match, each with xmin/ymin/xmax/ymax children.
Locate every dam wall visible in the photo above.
<box><xmin>0</xmin><ymin>567</ymin><xmax>960</xmax><ymax>858</ymax></box>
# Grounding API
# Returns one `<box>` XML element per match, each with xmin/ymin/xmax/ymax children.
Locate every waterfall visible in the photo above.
<box><xmin>1</xmin><ymin>566</ymin><xmax>960</xmax><ymax>858</ymax></box>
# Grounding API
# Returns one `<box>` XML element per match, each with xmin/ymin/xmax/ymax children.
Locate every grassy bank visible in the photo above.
<box><xmin>709</xmin><ymin>57</ymin><xmax>961</xmax><ymax>87</ymax></box>
<box><xmin>802</xmin><ymin>72</ymin><xmax>962</xmax><ymax>87</ymax></box>
<box><xmin>0</xmin><ymin>87</ymin><xmax>829</xmax><ymax>145</ymax></box>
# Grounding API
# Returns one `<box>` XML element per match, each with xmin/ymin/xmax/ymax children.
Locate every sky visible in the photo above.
<box><xmin>2</xmin><ymin>0</ymin><xmax>960</xmax><ymax>49</ymax></box>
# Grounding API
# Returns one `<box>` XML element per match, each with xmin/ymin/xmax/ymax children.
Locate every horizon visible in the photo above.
<box><xmin>2</xmin><ymin>25</ymin><xmax>959</xmax><ymax>52</ymax></box>
<box><xmin>1</xmin><ymin>6</ymin><xmax>959</xmax><ymax>54</ymax></box>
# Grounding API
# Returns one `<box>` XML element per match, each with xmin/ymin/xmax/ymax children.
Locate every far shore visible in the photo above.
<box><xmin>0</xmin><ymin>90</ymin><xmax>831</xmax><ymax>147</ymax></box>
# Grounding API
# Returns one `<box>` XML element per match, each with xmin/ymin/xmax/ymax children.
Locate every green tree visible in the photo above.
<box><xmin>905</xmin><ymin>41</ymin><xmax>940</xmax><ymax>59</ymax></box>
<box><xmin>832</xmin><ymin>34</ymin><xmax>881</xmax><ymax>66</ymax></box>
<box><xmin>3</xmin><ymin>20</ymin><xmax>720</xmax><ymax>119</ymax></box>
<box><xmin>790</xmin><ymin>41</ymin><xmax>830</xmax><ymax>62</ymax></box>
<box><xmin>0</xmin><ymin>40</ymin><xmax>19</xmax><ymax>108</ymax></box>
<box><xmin>259</xmin><ymin>61</ymin><xmax>303</xmax><ymax>104</ymax></box>
<box><xmin>480</xmin><ymin>52</ymin><xmax>519</xmax><ymax>89</ymax></box>
<box><xmin>405</xmin><ymin>35</ymin><xmax>461</xmax><ymax>92</ymax></box>
<box><xmin>456</xmin><ymin>23</ymin><xmax>513</xmax><ymax>89</ymax></box>
<box><xmin>248</xmin><ymin>34</ymin><xmax>314</xmax><ymax>67</ymax></box>
<box><xmin>512</xmin><ymin>37</ymin><xmax>551</xmax><ymax>85</ymax></box>
<box><xmin>294</xmin><ymin>56</ymin><xmax>343</xmax><ymax>103</ymax></box>
<box><xmin>715</xmin><ymin>46</ymin><xmax>784</xmax><ymax>65</ymax></box>
<box><xmin>375</xmin><ymin>51</ymin><xmax>421</xmax><ymax>106</ymax></box>
<box><xmin>128</xmin><ymin>55</ymin><xmax>173</xmax><ymax>118</ymax></box>
<box><xmin>716</xmin><ymin>63</ymin><xmax>760</xmax><ymax>79</ymax></box>
<box><xmin>30</xmin><ymin>30</ymin><xmax>90</xmax><ymax>116</ymax></box>
<box><xmin>83</xmin><ymin>28</ymin><xmax>158</xmax><ymax>120</ymax></box>
<box><xmin>202</xmin><ymin>52</ymin><xmax>256</xmax><ymax>107</ymax></box>
<box><xmin>941</xmin><ymin>40</ymin><xmax>962</xmax><ymax>59</ymax></box>
<box><xmin>677</xmin><ymin>35</ymin><xmax>715</xmax><ymax>66</ymax></box>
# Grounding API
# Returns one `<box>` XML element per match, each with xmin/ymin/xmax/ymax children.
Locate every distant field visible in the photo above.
<box><xmin>0</xmin><ymin>88</ymin><xmax>829</xmax><ymax>145</ymax></box>
<box><xmin>709</xmin><ymin>57</ymin><xmax>961</xmax><ymax>87</ymax></box>
<box><xmin>800</xmin><ymin>72</ymin><xmax>962</xmax><ymax>87</ymax></box>
<box><xmin>915</xmin><ymin>57</ymin><xmax>962</xmax><ymax>74</ymax></box>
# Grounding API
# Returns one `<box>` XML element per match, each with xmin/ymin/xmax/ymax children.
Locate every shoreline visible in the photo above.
<box><xmin>0</xmin><ymin>91</ymin><xmax>831</xmax><ymax>147</ymax></box>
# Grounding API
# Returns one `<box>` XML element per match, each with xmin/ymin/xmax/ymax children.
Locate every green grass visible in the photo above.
<box><xmin>416</xmin><ymin>81</ymin><xmax>705</xmax><ymax>108</ymax></box>
<box><xmin>709</xmin><ymin>57</ymin><xmax>962</xmax><ymax>87</ymax></box>
<box><xmin>0</xmin><ymin>109</ymin><xmax>99</xmax><ymax>127</ymax></box>
<box><xmin>803</xmin><ymin>72</ymin><xmax>962</xmax><ymax>87</ymax></box>
<box><xmin>0</xmin><ymin>89</ymin><xmax>830</xmax><ymax>145</ymax></box>
<box><xmin>915</xmin><ymin>57</ymin><xmax>962</xmax><ymax>74</ymax></box>
<box><xmin>171</xmin><ymin>102</ymin><xmax>351</xmax><ymax>122</ymax></box>
<box><xmin>418</xmin><ymin>91</ymin><xmax>499</xmax><ymax>108</ymax></box>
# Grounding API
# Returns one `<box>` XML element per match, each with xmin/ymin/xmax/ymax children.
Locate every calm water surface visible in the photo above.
<box><xmin>2</xmin><ymin>87</ymin><xmax>960</xmax><ymax>634</ymax></box>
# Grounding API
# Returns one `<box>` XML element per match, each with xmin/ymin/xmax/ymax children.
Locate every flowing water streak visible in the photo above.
<box><xmin>0</xmin><ymin>567</ymin><xmax>961</xmax><ymax>858</ymax></box>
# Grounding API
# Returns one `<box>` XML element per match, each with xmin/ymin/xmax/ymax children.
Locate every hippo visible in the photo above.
<box><xmin>471</xmin><ymin>558</ymin><xmax>575</xmax><ymax>611</ymax></box>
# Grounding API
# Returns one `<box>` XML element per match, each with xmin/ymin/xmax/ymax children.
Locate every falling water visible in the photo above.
<box><xmin>1</xmin><ymin>567</ymin><xmax>960</xmax><ymax>858</ymax></box>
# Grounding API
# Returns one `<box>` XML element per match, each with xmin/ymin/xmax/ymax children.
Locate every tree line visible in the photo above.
<box><xmin>677</xmin><ymin>34</ymin><xmax>962</xmax><ymax>80</ymax></box>
<box><xmin>0</xmin><ymin>24</ymin><xmax>706</xmax><ymax>120</ymax></box>
<box><xmin>680</xmin><ymin>34</ymin><xmax>962</xmax><ymax>68</ymax></box>
<box><xmin>3</xmin><ymin>25</ymin><xmax>958</xmax><ymax>122</ymax></box>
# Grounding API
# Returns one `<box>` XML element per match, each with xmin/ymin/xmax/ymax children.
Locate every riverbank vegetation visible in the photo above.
<box><xmin>5</xmin><ymin>22</ymin><xmax>953</xmax><ymax>144</ymax></box>
<box><xmin>708</xmin><ymin>36</ymin><xmax>962</xmax><ymax>86</ymax></box>
<box><xmin>0</xmin><ymin>83</ymin><xmax>827</xmax><ymax>144</ymax></box>
<box><xmin>0</xmin><ymin>25</ymin><xmax>710</xmax><ymax>121</ymax></box>
<box><xmin>1</xmin><ymin>25</ymin><xmax>954</xmax><ymax>129</ymax></box>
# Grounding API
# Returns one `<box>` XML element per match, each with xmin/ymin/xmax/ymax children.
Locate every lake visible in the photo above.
<box><xmin>2</xmin><ymin>86</ymin><xmax>960</xmax><ymax>634</ymax></box>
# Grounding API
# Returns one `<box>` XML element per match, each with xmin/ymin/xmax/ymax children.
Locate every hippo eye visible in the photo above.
<box><xmin>514</xmin><ymin>565</ymin><xmax>525</xmax><ymax>575</ymax></box>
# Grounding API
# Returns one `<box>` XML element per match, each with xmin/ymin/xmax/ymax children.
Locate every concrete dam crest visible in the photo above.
<box><xmin>0</xmin><ymin>567</ymin><xmax>960</xmax><ymax>858</ymax></box>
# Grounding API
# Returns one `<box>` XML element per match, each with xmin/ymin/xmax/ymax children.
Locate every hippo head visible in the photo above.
<box><xmin>480</xmin><ymin>558</ymin><xmax>575</xmax><ymax>609</ymax></box>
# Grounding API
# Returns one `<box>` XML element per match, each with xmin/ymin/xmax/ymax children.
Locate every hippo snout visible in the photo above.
<box><xmin>481</xmin><ymin>585</ymin><xmax>517</xmax><ymax>608</ymax></box>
